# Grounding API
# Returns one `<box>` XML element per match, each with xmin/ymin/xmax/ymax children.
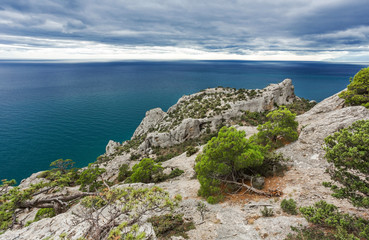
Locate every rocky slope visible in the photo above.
<box><xmin>106</xmin><ymin>79</ymin><xmax>295</xmax><ymax>156</ymax></box>
<box><xmin>2</xmin><ymin>79</ymin><xmax>368</xmax><ymax>240</ymax></box>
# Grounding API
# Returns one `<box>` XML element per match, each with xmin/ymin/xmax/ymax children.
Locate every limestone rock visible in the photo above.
<box><xmin>140</xmin><ymin>118</ymin><xmax>202</xmax><ymax>150</ymax></box>
<box><xmin>230</xmin><ymin>79</ymin><xmax>295</xmax><ymax>113</ymax></box>
<box><xmin>278</xmin><ymin>92</ymin><xmax>369</xmax><ymax>169</ymax></box>
<box><xmin>0</xmin><ymin>204</ymin><xmax>90</xmax><ymax>240</ymax></box>
<box><xmin>133</xmin><ymin>108</ymin><xmax>166</xmax><ymax>138</ymax></box>
<box><xmin>105</xmin><ymin>140</ymin><xmax>121</xmax><ymax>156</ymax></box>
<box><xmin>19</xmin><ymin>171</ymin><xmax>46</xmax><ymax>189</ymax></box>
<box><xmin>216</xmin><ymin>207</ymin><xmax>261</xmax><ymax>240</ymax></box>
<box><xmin>253</xmin><ymin>216</ymin><xmax>308</xmax><ymax>240</ymax></box>
<box><xmin>136</xmin><ymin>79</ymin><xmax>295</xmax><ymax>151</ymax></box>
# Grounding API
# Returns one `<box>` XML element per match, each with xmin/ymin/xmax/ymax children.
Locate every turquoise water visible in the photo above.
<box><xmin>0</xmin><ymin>60</ymin><xmax>367</xmax><ymax>183</ymax></box>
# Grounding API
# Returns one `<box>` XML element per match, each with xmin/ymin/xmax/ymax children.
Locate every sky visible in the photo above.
<box><xmin>0</xmin><ymin>0</ymin><xmax>369</xmax><ymax>61</ymax></box>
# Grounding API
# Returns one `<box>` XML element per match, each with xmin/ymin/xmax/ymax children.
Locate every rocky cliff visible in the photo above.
<box><xmin>2</xmin><ymin>79</ymin><xmax>368</xmax><ymax>240</ymax></box>
<box><xmin>107</xmin><ymin>79</ymin><xmax>295</xmax><ymax>156</ymax></box>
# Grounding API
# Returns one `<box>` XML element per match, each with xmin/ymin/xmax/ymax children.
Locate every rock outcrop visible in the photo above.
<box><xmin>105</xmin><ymin>140</ymin><xmax>121</xmax><ymax>156</ymax></box>
<box><xmin>123</xmin><ymin>79</ymin><xmax>296</xmax><ymax>153</ymax></box>
<box><xmin>141</xmin><ymin>118</ymin><xmax>203</xmax><ymax>149</ymax></box>
<box><xmin>132</xmin><ymin>108</ymin><xmax>167</xmax><ymax>139</ymax></box>
<box><xmin>278</xmin><ymin>91</ymin><xmax>369</xmax><ymax>169</ymax></box>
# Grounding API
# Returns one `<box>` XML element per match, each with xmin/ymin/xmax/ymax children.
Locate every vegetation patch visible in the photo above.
<box><xmin>186</xmin><ymin>146</ymin><xmax>199</xmax><ymax>157</ymax></box>
<box><xmin>129</xmin><ymin>158</ymin><xmax>164</xmax><ymax>183</ymax></box>
<box><xmin>251</xmin><ymin>106</ymin><xmax>298</xmax><ymax>150</ymax></box>
<box><xmin>281</xmin><ymin>198</ymin><xmax>298</xmax><ymax>215</ymax></box>
<box><xmin>195</xmin><ymin>126</ymin><xmax>265</xmax><ymax>203</ymax></box>
<box><xmin>231</xmin><ymin>110</ymin><xmax>269</xmax><ymax>126</ymax></box>
<box><xmin>117</xmin><ymin>164</ymin><xmax>132</xmax><ymax>182</ymax></box>
<box><xmin>339</xmin><ymin>67</ymin><xmax>369</xmax><ymax>108</ymax></box>
<box><xmin>285</xmin><ymin>98</ymin><xmax>317</xmax><ymax>115</ymax></box>
<box><xmin>260</xmin><ymin>206</ymin><xmax>274</xmax><ymax>217</ymax></box>
<box><xmin>148</xmin><ymin>213</ymin><xmax>195</xmax><ymax>239</ymax></box>
<box><xmin>152</xmin><ymin>130</ymin><xmax>218</xmax><ymax>162</ymax></box>
<box><xmin>115</xmin><ymin>134</ymin><xmax>147</xmax><ymax>154</ymax></box>
<box><xmin>323</xmin><ymin>120</ymin><xmax>369</xmax><ymax>208</ymax></box>
<box><xmin>286</xmin><ymin>200</ymin><xmax>369</xmax><ymax>240</ymax></box>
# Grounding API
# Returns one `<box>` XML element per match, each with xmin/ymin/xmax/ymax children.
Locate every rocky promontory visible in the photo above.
<box><xmin>1</xmin><ymin>79</ymin><xmax>368</xmax><ymax>240</ymax></box>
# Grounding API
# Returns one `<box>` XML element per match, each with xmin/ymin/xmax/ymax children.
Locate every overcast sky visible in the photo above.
<box><xmin>1</xmin><ymin>0</ymin><xmax>369</xmax><ymax>61</ymax></box>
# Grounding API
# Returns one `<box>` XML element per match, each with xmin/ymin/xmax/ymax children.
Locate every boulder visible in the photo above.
<box><xmin>132</xmin><ymin>108</ymin><xmax>166</xmax><ymax>138</ymax></box>
<box><xmin>105</xmin><ymin>140</ymin><xmax>121</xmax><ymax>156</ymax></box>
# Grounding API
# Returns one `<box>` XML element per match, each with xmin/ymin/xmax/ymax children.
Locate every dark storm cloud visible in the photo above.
<box><xmin>0</xmin><ymin>0</ymin><xmax>368</xmax><ymax>59</ymax></box>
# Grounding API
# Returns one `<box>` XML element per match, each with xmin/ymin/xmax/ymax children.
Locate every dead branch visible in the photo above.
<box><xmin>220</xmin><ymin>179</ymin><xmax>273</xmax><ymax>197</ymax></box>
<box><xmin>19</xmin><ymin>192</ymin><xmax>96</xmax><ymax>213</ymax></box>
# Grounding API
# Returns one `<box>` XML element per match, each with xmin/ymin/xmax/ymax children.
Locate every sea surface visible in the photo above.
<box><xmin>0</xmin><ymin>60</ymin><xmax>367</xmax><ymax>183</ymax></box>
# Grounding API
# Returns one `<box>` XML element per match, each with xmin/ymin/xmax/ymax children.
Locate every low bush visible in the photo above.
<box><xmin>186</xmin><ymin>146</ymin><xmax>199</xmax><ymax>157</ymax></box>
<box><xmin>130</xmin><ymin>153</ymin><xmax>141</xmax><ymax>161</ymax></box>
<box><xmin>34</xmin><ymin>208</ymin><xmax>56</xmax><ymax>221</ymax></box>
<box><xmin>251</xmin><ymin>107</ymin><xmax>298</xmax><ymax>150</ymax></box>
<box><xmin>77</xmin><ymin>163</ymin><xmax>106</xmax><ymax>192</ymax></box>
<box><xmin>281</xmin><ymin>198</ymin><xmax>298</xmax><ymax>215</ymax></box>
<box><xmin>166</xmin><ymin>168</ymin><xmax>184</xmax><ymax>179</ymax></box>
<box><xmin>117</xmin><ymin>164</ymin><xmax>132</xmax><ymax>182</ymax></box>
<box><xmin>297</xmin><ymin>201</ymin><xmax>369</xmax><ymax>239</ymax></box>
<box><xmin>339</xmin><ymin>67</ymin><xmax>369</xmax><ymax>108</ymax></box>
<box><xmin>323</xmin><ymin>120</ymin><xmax>369</xmax><ymax>208</ymax></box>
<box><xmin>148</xmin><ymin>214</ymin><xmax>195</xmax><ymax>239</ymax></box>
<box><xmin>260</xmin><ymin>206</ymin><xmax>274</xmax><ymax>217</ymax></box>
<box><xmin>285</xmin><ymin>98</ymin><xmax>317</xmax><ymax>115</ymax></box>
<box><xmin>130</xmin><ymin>158</ymin><xmax>164</xmax><ymax>183</ymax></box>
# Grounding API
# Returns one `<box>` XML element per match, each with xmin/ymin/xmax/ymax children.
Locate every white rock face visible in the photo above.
<box><xmin>141</xmin><ymin>118</ymin><xmax>202</xmax><ymax>149</ymax></box>
<box><xmin>278</xmin><ymin>92</ymin><xmax>369</xmax><ymax>169</ymax></box>
<box><xmin>105</xmin><ymin>140</ymin><xmax>121</xmax><ymax>156</ymax></box>
<box><xmin>132</xmin><ymin>79</ymin><xmax>295</xmax><ymax>152</ymax></box>
<box><xmin>0</xmin><ymin>204</ymin><xmax>90</xmax><ymax>240</ymax></box>
<box><xmin>18</xmin><ymin>171</ymin><xmax>46</xmax><ymax>189</ymax></box>
<box><xmin>132</xmin><ymin>108</ymin><xmax>166</xmax><ymax>138</ymax></box>
<box><xmin>231</xmin><ymin>78</ymin><xmax>295</xmax><ymax>113</ymax></box>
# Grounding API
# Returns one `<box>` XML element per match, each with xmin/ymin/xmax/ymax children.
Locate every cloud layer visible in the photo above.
<box><xmin>1</xmin><ymin>0</ymin><xmax>369</xmax><ymax>61</ymax></box>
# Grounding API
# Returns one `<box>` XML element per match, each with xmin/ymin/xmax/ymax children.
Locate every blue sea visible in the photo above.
<box><xmin>0</xmin><ymin>60</ymin><xmax>367</xmax><ymax>183</ymax></box>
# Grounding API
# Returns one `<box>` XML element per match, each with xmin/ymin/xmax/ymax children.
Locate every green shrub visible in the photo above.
<box><xmin>166</xmin><ymin>168</ymin><xmax>184</xmax><ymax>179</ymax></box>
<box><xmin>251</xmin><ymin>107</ymin><xmax>298</xmax><ymax>150</ymax></box>
<box><xmin>50</xmin><ymin>159</ymin><xmax>75</xmax><ymax>173</ymax></box>
<box><xmin>96</xmin><ymin>155</ymin><xmax>111</xmax><ymax>163</ymax></box>
<box><xmin>323</xmin><ymin>120</ymin><xmax>369</xmax><ymax>208</ymax></box>
<box><xmin>117</xmin><ymin>164</ymin><xmax>132</xmax><ymax>182</ymax></box>
<box><xmin>77</xmin><ymin>163</ymin><xmax>106</xmax><ymax>192</ymax></box>
<box><xmin>130</xmin><ymin>158</ymin><xmax>164</xmax><ymax>183</ymax></box>
<box><xmin>206</xmin><ymin>195</ymin><xmax>224</xmax><ymax>204</ymax></box>
<box><xmin>285</xmin><ymin>225</ymin><xmax>335</xmax><ymax>240</ymax></box>
<box><xmin>130</xmin><ymin>153</ymin><xmax>141</xmax><ymax>161</ymax></box>
<box><xmin>260</xmin><ymin>206</ymin><xmax>274</xmax><ymax>217</ymax></box>
<box><xmin>298</xmin><ymin>201</ymin><xmax>369</xmax><ymax>239</ymax></box>
<box><xmin>147</xmin><ymin>214</ymin><xmax>195</xmax><ymax>239</ymax></box>
<box><xmin>156</xmin><ymin>152</ymin><xmax>179</xmax><ymax>162</ymax></box>
<box><xmin>240</xmin><ymin>110</ymin><xmax>268</xmax><ymax>126</ymax></box>
<box><xmin>285</xmin><ymin>98</ymin><xmax>317</xmax><ymax>115</ymax></box>
<box><xmin>249</xmin><ymin>152</ymin><xmax>289</xmax><ymax>177</ymax></box>
<box><xmin>281</xmin><ymin>198</ymin><xmax>298</xmax><ymax>215</ymax></box>
<box><xmin>34</xmin><ymin>208</ymin><xmax>56</xmax><ymax>221</ymax></box>
<box><xmin>195</xmin><ymin>127</ymin><xmax>264</xmax><ymax>203</ymax></box>
<box><xmin>339</xmin><ymin>67</ymin><xmax>369</xmax><ymax>108</ymax></box>
<box><xmin>186</xmin><ymin>146</ymin><xmax>199</xmax><ymax>157</ymax></box>
<box><xmin>196</xmin><ymin>201</ymin><xmax>209</xmax><ymax>221</ymax></box>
